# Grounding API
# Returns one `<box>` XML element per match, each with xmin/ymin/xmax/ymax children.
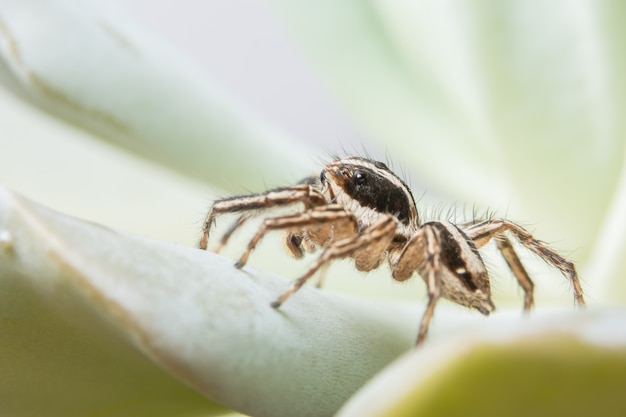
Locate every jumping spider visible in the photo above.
<box><xmin>199</xmin><ymin>156</ymin><xmax>585</xmax><ymax>345</ymax></box>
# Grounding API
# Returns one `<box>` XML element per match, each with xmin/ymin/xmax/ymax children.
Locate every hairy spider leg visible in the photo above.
<box><xmin>495</xmin><ymin>237</ymin><xmax>535</xmax><ymax>312</ymax></box>
<box><xmin>389</xmin><ymin>225</ymin><xmax>445</xmax><ymax>345</ymax></box>
<box><xmin>198</xmin><ymin>184</ymin><xmax>326</xmax><ymax>250</ymax></box>
<box><xmin>314</xmin><ymin>263</ymin><xmax>330</xmax><ymax>288</ymax></box>
<box><xmin>214</xmin><ymin>214</ymin><xmax>250</xmax><ymax>254</ymax></box>
<box><xmin>414</xmin><ymin>226</ymin><xmax>442</xmax><ymax>346</ymax></box>
<box><xmin>465</xmin><ymin>219</ymin><xmax>585</xmax><ymax>307</ymax></box>
<box><xmin>461</xmin><ymin>219</ymin><xmax>535</xmax><ymax>311</ymax></box>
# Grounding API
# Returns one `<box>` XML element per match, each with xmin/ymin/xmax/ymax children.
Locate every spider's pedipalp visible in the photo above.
<box><xmin>270</xmin><ymin>214</ymin><xmax>398</xmax><ymax>308</ymax></box>
<box><xmin>234</xmin><ymin>205</ymin><xmax>357</xmax><ymax>269</ymax></box>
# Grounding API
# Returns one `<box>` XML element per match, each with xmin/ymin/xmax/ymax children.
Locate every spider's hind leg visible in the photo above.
<box><xmin>465</xmin><ymin>219</ymin><xmax>585</xmax><ymax>307</ymax></box>
<box><xmin>495</xmin><ymin>236</ymin><xmax>535</xmax><ymax>312</ymax></box>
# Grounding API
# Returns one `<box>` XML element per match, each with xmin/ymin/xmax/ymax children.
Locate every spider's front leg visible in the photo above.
<box><xmin>271</xmin><ymin>215</ymin><xmax>398</xmax><ymax>308</ymax></box>
<box><xmin>465</xmin><ymin>219</ymin><xmax>585</xmax><ymax>307</ymax></box>
<box><xmin>212</xmin><ymin>214</ymin><xmax>249</xmax><ymax>254</ymax></box>
<box><xmin>198</xmin><ymin>184</ymin><xmax>326</xmax><ymax>250</ymax></box>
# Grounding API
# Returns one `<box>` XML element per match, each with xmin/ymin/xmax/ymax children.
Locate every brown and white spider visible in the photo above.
<box><xmin>199</xmin><ymin>156</ymin><xmax>585</xmax><ymax>345</ymax></box>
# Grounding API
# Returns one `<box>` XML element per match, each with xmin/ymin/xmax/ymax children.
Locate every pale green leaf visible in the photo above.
<box><xmin>0</xmin><ymin>186</ymin><xmax>418</xmax><ymax>417</ymax></box>
<box><xmin>338</xmin><ymin>309</ymin><xmax>626</xmax><ymax>417</ymax></box>
<box><xmin>0</xmin><ymin>0</ymin><xmax>314</xmax><ymax>193</ymax></box>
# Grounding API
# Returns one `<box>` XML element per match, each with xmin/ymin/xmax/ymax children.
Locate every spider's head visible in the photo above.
<box><xmin>321</xmin><ymin>157</ymin><xmax>418</xmax><ymax>227</ymax></box>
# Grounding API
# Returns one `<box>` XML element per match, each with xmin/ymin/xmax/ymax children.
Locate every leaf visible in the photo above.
<box><xmin>0</xmin><ymin>185</ymin><xmax>418</xmax><ymax>417</ymax></box>
<box><xmin>0</xmin><ymin>0</ymin><xmax>313</xmax><ymax>192</ymax></box>
<box><xmin>337</xmin><ymin>309</ymin><xmax>626</xmax><ymax>417</ymax></box>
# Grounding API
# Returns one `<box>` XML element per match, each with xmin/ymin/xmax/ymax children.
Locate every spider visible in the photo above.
<box><xmin>199</xmin><ymin>156</ymin><xmax>585</xmax><ymax>345</ymax></box>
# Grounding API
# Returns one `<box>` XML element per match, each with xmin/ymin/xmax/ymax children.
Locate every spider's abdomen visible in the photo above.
<box><xmin>424</xmin><ymin>222</ymin><xmax>494</xmax><ymax>315</ymax></box>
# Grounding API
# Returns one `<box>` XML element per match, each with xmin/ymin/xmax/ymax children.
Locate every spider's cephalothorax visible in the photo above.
<box><xmin>199</xmin><ymin>156</ymin><xmax>585</xmax><ymax>345</ymax></box>
<box><xmin>321</xmin><ymin>157</ymin><xmax>418</xmax><ymax>228</ymax></box>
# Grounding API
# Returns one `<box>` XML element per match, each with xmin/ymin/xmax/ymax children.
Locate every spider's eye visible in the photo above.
<box><xmin>354</xmin><ymin>172</ymin><xmax>366</xmax><ymax>184</ymax></box>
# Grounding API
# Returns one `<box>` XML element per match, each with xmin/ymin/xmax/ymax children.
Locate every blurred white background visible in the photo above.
<box><xmin>113</xmin><ymin>0</ymin><xmax>371</xmax><ymax>150</ymax></box>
